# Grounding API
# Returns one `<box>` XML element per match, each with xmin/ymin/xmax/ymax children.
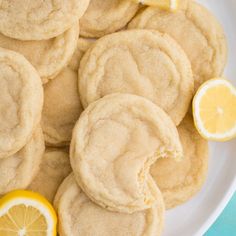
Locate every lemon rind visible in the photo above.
<box><xmin>0</xmin><ymin>190</ymin><xmax>57</xmax><ymax>236</ymax></box>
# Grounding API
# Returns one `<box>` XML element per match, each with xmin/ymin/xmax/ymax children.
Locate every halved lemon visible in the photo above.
<box><xmin>133</xmin><ymin>0</ymin><xmax>178</xmax><ymax>11</ymax></box>
<box><xmin>193</xmin><ymin>78</ymin><xmax>236</xmax><ymax>141</ymax></box>
<box><xmin>0</xmin><ymin>190</ymin><xmax>57</xmax><ymax>236</ymax></box>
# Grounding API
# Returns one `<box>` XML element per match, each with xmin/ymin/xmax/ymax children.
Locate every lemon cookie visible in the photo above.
<box><xmin>0</xmin><ymin>48</ymin><xmax>43</xmax><ymax>158</ymax></box>
<box><xmin>70</xmin><ymin>94</ymin><xmax>183</xmax><ymax>213</ymax></box>
<box><xmin>42</xmin><ymin>39</ymin><xmax>93</xmax><ymax>147</ymax></box>
<box><xmin>28</xmin><ymin>149</ymin><xmax>72</xmax><ymax>203</ymax></box>
<box><xmin>0</xmin><ymin>127</ymin><xmax>45</xmax><ymax>195</ymax></box>
<box><xmin>0</xmin><ymin>0</ymin><xmax>89</xmax><ymax>40</ymax></box>
<box><xmin>129</xmin><ymin>1</ymin><xmax>227</xmax><ymax>90</ymax></box>
<box><xmin>79</xmin><ymin>0</ymin><xmax>139</xmax><ymax>38</ymax></box>
<box><xmin>54</xmin><ymin>174</ymin><xmax>165</xmax><ymax>236</ymax></box>
<box><xmin>0</xmin><ymin>24</ymin><xmax>79</xmax><ymax>83</ymax></box>
<box><xmin>151</xmin><ymin>115</ymin><xmax>209</xmax><ymax>209</ymax></box>
<box><xmin>79</xmin><ymin>29</ymin><xmax>193</xmax><ymax>125</ymax></box>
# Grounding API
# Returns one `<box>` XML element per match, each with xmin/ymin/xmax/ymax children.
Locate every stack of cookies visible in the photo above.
<box><xmin>0</xmin><ymin>0</ymin><xmax>227</xmax><ymax>235</ymax></box>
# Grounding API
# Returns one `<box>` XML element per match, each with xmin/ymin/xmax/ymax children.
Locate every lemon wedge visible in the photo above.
<box><xmin>193</xmin><ymin>78</ymin><xmax>236</xmax><ymax>141</ymax></box>
<box><xmin>0</xmin><ymin>190</ymin><xmax>57</xmax><ymax>236</ymax></box>
<box><xmin>134</xmin><ymin>0</ymin><xmax>178</xmax><ymax>11</ymax></box>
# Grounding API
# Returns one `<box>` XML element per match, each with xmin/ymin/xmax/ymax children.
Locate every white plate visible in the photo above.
<box><xmin>163</xmin><ymin>1</ymin><xmax>236</xmax><ymax>236</ymax></box>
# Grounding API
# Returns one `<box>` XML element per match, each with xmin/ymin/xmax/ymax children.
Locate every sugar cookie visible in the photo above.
<box><xmin>80</xmin><ymin>0</ymin><xmax>139</xmax><ymax>38</ymax></box>
<box><xmin>54</xmin><ymin>174</ymin><xmax>165</xmax><ymax>236</ymax></box>
<box><xmin>0</xmin><ymin>48</ymin><xmax>43</xmax><ymax>158</ymax></box>
<box><xmin>0</xmin><ymin>24</ymin><xmax>79</xmax><ymax>83</ymax></box>
<box><xmin>151</xmin><ymin>115</ymin><xmax>209</xmax><ymax>209</ymax></box>
<box><xmin>70</xmin><ymin>94</ymin><xmax>183</xmax><ymax>213</ymax></box>
<box><xmin>129</xmin><ymin>1</ymin><xmax>227</xmax><ymax>90</ymax></box>
<box><xmin>79</xmin><ymin>30</ymin><xmax>193</xmax><ymax>125</ymax></box>
<box><xmin>0</xmin><ymin>0</ymin><xmax>89</xmax><ymax>40</ymax></box>
<box><xmin>0</xmin><ymin>127</ymin><xmax>45</xmax><ymax>195</ymax></box>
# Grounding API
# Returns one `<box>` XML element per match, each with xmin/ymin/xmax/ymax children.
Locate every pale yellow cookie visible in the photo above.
<box><xmin>70</xmin><ymin>94</ymin><xmax>183</xmax><ymax>213</ymax></box>
<box><xmin>151</xmin><ymin>115</ymin><xmax>209</xmax><ymax>209</ymax></box>
<box><xmin>0</xmin><ymin>48</ymin><xmax>43</xmax><ymax>158</ymax></box>
<box><xmin>0</xmin><ymin>127</ymin><xmax>45</xmax><ymax>195</ymax></box>
<box><xmin>54</xmin><ymin>174</ymin><xmax>165</xmax><ymax>236</ymax></box>
<box><xmin>42</xmin><ymin>39</ymin><xmax>93</xmax><ymax>146</ymax></box>
<box><xmin>0</xmin><ymin>24</ymin><xmax>79</xmax><ymax>83</ymax></box>
<box><xmin>80</xmin><ymin>0</ymin><xmax>139</xmax><ymax>38</ymax></box>
<box><xmin>28</xmin><ymin>148</ymin><xmax>72</xmax><ymax>203</ymax></box>
<box><xmin>79</xmin><ymin>29</ymin><xmax>193</xmax><ymax>125</ymax></box>
<box><xmin>129</xmin><ymin>1</ymin><xmax>227</xmax><ymax>90</ymax></box>
<box><xmin>0</xmin><ymin>0</ymin><xmax>90</xmax><ymax>40</ymax></box>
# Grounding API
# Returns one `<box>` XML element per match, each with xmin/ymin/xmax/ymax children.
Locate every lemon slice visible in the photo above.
<box><xmin>134</xmin><ymin>0</ymin><xmax>178</xmax><ymax>11</ymax></box>
<box><xmin>193</xmin><ymin>78</ymin><xmax>236</xmax><ymax>141</ymax></box>
<box><xmin>0</xmin><ymin>190</ymin><xmax>57</xmax><ymax>236</ymax></box>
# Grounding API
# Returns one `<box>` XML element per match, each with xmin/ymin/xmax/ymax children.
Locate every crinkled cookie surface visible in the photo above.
<box><xmin>0</xmin><ymin>24</ymin><xmax>79</xmax><ymax>83</ymax></box>
<box><xmin>0</xmin><ymin>127</ymin><xmax>45</xmax><ymax>195</ymax></box>
<box><xmin>129</xmin><ymin>1</ymin><xmax>227</xmax><ymax>90</ymax></box>
<box><xmin>70</xmin><ymin>94</ymin><xmax>183</xmax><ymax>213</ymax></box>
<box><xmin>151</xmin><ymin>115</ymin><xmax>209</xmax><ymax>209</ymax></box>
<box><xmin>54</xmin><ymin>174</ymin><xmax>165</xmax><ymax>236</ymax></box>
<box><xmin>79</xmin><ymin>29</ymin><xmax>194</xmax><ymax>125</ymax></box>
<box><xmin>0</xmin><ymin>48</ymin><xmax>43</xmax><ymax>158</ymax></box>
<box><xmin>0</xmin><ymin>0</ymin><xmax>90</xmax><ymax>40</ymax></box>
<box><xmin>80</xmin><ymin>0</ymin><xmax>139</xmax><ymax>38</ymax></box>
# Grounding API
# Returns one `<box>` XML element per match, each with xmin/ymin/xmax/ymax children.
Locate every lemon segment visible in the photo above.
<box><xmin>193</xmin><ymin>79</ymin><xmax>236</xmax><ymax>141</ymax></box>
<box><xmin>0</xmin><ymin>190</ymin><xmax>57</xmax><ymax>236</ymax></box>
<box><xmin>134</xmin><ymin>0</ymin><xmax>178</xmax><ymax>11</ymax></box>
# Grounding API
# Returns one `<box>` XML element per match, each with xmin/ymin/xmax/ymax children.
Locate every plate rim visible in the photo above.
<box><xmin>178</xmin><ymin>1</ymin><xmax>236</xmax><ymax>235</ymax></box>
<box><xmin>194</xmin><ymin>176</ymin><xmax>236</xmax><ymax>235</ymax></box>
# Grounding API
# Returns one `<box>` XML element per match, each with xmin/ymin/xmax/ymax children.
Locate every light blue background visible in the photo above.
<box><xmin>205</xmin><ymin>192</ymin><xmax>236</xmax><ymax>236</ymax></box>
